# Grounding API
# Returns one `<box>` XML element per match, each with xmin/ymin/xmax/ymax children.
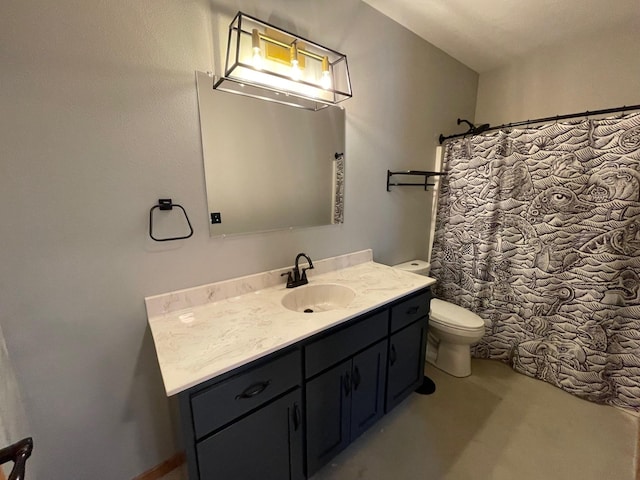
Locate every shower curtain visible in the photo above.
<box><xmin>430</xmin><ymin>112</ymin><xmax>640</xmax><ymax>410</ymax></box>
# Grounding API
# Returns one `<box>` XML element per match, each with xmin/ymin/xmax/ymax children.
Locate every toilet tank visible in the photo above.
<box><xmin>393</xmin><ymin>260</ymin><xmax>431</xmax><ymax>276</ymax></box>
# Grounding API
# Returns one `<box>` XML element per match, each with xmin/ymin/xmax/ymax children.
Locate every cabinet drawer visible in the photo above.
<box><xmin>305</xmin><ymin>310</ymin><xmax>388</xmax><ymax>378</ymax></box>
<box><xmin>191</xmin><ymin>349</ymin><xmax>301</xmax><ymax>439</ymax></box>
<box><xmin>390</xmin><ymin>290</ymin><xmax>430</xmax><ymax>332</ymax></box>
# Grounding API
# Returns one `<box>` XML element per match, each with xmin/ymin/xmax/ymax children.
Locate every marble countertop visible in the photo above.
<box><xmin>145</xmin><ymin>250</ymin><xmax>436</xmax><ymax>396</ymax></box>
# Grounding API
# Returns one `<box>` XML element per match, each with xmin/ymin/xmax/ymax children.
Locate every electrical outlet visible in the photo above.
<box><xmin>211</xmin><ymin>212</ymin><xmax>222</xmax><ymax>224</ymax></box>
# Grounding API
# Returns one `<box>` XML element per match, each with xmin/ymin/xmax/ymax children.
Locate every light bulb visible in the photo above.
<box><xmin>290</xmin><ymin>59</ymin><xmax>302</xmax><ymax>81</ymax></box>
<box><xmin>320</xmin><ymin>70</ymin><xmax>331</xmax><ymax>89</ymax></box>
<box><xmin>289</xmin><ymin>44</ymin><xmax>302</xmax><ymax>81</ymax></box>
<box><xmin>251</xmin><ymin>29</ymin><xmax>263</xmax><ymax>70</ymax></box>
<box><xmin>252</xmin><ymin>47</ymin><xmax>263</xmax><ymax>70</ymax></box>
<box><xmin>320</xmin><ymin>56</ymin><xmax>331</xmax><ymax>89</ymax></box>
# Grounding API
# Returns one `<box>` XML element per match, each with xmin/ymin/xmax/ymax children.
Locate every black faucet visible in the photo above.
<box><xmin>281</xmin><ymin>253</ymin><xmax>314</xmax><ymax>288</ymax></box>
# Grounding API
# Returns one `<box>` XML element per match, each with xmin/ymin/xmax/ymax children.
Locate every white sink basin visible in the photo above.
<box><xmin>281</xmin><ymin>284</ymin><xmax>356</xmax><ymax>313</ymax></box>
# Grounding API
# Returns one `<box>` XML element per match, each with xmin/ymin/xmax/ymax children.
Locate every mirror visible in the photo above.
<box><xmin>196</xmin><ymin>71</ymin><xmax>345</xmax><ymax>237</ymax></box>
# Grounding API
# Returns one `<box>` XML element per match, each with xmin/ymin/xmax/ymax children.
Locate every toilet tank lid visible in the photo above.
<box><xmin>430</xmin><ymin>299</ymin><xmax>484</xmax><ymax>329</ymax></box>
<box><xmin>393</xmin><ymin>259</ymin><xmax>430</xmax><ymax>274</ymax></box>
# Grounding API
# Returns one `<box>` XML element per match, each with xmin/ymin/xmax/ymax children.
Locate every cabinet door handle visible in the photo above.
<box><xmin>235</xmin><ymin>380</ymin><xmax>271</xmax><ymax>400</ymax></box>
<box><xmin>406</xmin><ymin>305</ymin><xmax>419</xmax><ymax>315</ymax></box>
<box><xmin>292</xmin><ymin>403</ymin><xmax>301</xmax><ymax>431</ymax></box>
<box><xmin>352</xmin><ymin>366</ymin><xmax>361</xmax><ymax>390</ymax></box>
<box><xmin>390</xmin><ymin>345</ymin><xmax>397</xmax><ymax>366</ymax></box>
<box><xmin>343</xmin><ymin>372</ymin><xmax>351</xmax><ymax>397</ymax></box>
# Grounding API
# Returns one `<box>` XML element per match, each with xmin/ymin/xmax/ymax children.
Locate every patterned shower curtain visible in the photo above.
<box><xmin>430</xmin><ymin>112</ymin><xmax>640</xmax><ymax>411</ymax></box>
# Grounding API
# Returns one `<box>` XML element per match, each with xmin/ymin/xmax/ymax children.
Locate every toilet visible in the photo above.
<box><xmin>393</xmin><ymin>260</ymin><xmax>485</xmax><ymax>377</ymax></box>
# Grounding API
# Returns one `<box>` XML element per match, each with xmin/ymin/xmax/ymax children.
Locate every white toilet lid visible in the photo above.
<box><xmin>430</xmin><ymin>299</ymin><xmax>484</xmax><ymax>331</ymax></box>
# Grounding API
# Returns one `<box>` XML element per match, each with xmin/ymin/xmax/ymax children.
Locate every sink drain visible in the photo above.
<box><xmin>304</xmin><ymin>308</ymin><xmax>314</xmax><ymax>313</ymax></box>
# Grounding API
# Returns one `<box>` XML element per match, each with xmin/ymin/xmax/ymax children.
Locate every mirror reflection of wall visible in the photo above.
<box><xmin>195</xmin><ymin>71</ymin><xmax>346</xmax><ymax>237</ymax></box>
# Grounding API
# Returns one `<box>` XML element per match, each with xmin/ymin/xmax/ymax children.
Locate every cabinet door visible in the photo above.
<box><xmin>350</xmin><ymin>339</ymin><xmax>387</xmax><ymax>441</ymax></box>
<box><xmin>196</xmin><ymin>389</ymin><xmax>304</xmax><ymax>480</ymax></box>
<box><xmin>306</xmin><ymin>359</ymin><xmax>352</xmax><ymax>476</ymax></box>
<box><xmin>386</xmin><ymin>319</ymin><xmax>427</xmax><ymax>412</ymax></box>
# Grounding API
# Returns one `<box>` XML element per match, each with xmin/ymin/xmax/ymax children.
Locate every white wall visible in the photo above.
<box><xmin>475</xmin><ymin>22</ymin><xmax>640</xmax><ymax>124</ymax></box>
<box><xmin>0</xmin><ymin>0</ymin><xmax>477</xmax><ymax>478</ymax></box>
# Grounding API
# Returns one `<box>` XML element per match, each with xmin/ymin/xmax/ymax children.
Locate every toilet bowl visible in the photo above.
<box><xmin>393</xmin><ymin>260</ymin><xmax>485</xmax><ymax>377</ymax></box>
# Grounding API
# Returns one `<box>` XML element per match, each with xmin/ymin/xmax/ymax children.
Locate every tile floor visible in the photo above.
<box><xmin>162</xmin><ymin>359</ymin><xmax>638</xmax><ymax>480</ymax></box>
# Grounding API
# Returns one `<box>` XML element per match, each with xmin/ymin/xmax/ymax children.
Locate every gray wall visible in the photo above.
<box><xmin>0</xmin><ymin>0</ymin><xmax>477</xmax><ymax>478</ymax></box>
<box><xmin>475</xmin><ymin>22</ymin><xmax>640</xmax><ymax>124</ymax></box>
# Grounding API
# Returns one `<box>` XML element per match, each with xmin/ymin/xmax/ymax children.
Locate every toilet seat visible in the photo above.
<box><xmin>430</xmin><ymin>299</ymin><xmax>484</xmax><ymax>332</ymax></box>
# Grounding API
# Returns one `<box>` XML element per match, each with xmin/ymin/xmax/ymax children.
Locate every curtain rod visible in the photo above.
<box><xmin>438</xmin><ymin>103</ymin><xmax>640</xmax><ymax>144</ymax></box>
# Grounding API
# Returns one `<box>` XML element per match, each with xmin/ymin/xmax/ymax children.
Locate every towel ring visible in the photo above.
<box><xmin>149</xmin><ymin>198</ymin><xmax>194</xmax><ymax>242</ymax></box>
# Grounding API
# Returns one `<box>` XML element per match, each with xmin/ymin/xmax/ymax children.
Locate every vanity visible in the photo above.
<box><xmin>145</xmin><ymin>250</ymin><xmax>435</xmax><ymax>479</ymax></box>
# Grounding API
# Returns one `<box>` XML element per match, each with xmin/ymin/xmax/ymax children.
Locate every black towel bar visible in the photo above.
<box><xmin>149</xmin><ymin>198</ymin><xmax>194</xmax><ymax>242</ymax></box>
<box><xmin>386</xmin><ymin>170</ymin><xmax>445</xmax><ymax>191</ymax></box>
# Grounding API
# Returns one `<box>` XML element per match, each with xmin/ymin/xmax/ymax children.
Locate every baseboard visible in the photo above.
<box><xmin>133</xmin><ymin>451</ymin><xmax>185</xmax><ymax>480</ymax></box>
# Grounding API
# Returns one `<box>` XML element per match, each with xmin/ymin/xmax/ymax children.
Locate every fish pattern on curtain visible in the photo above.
<box><xmin>430</xmin><ymin>112</ymin><xmax>640</xmax><ymax>410</ymax></box>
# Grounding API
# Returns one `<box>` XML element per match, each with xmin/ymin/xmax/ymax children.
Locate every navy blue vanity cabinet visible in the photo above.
<box><xmin>305</xmin><ymin>359</ymin><xmax>351</xmax><ymax>474</ymax></box>
<box><xmin>196</xmin><ymin>389</ymin><xmax>304</xmax><ymax>480</ymax></box>
<box><xmin>349</xmin><ymin>340</ymin><xmax>388</xmax><ymax>439</ymax></box>
<box><xmin>386</xmin><ymin>290</ymin><xmax>430</xmax><ymax>412</ymax></box>
<box><xmin>176</xmin><ymin>287</ymin><xmax>431</xmax><ymax>480</ymax></box>
<box><xmin>180</xmin><ymin>349</ymin><xmax>304</xmax><ymax>480</ymax></box>
<box><xmin>305</xmin><ymin>311</ymin><xmax>388</xmax><ymax>476</ymax></box>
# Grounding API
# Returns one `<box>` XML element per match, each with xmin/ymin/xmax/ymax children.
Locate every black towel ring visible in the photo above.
<box><xmin>149</xmin><ymin>198</ymin><xmax>194</xmax><ymax>242</ymax></box>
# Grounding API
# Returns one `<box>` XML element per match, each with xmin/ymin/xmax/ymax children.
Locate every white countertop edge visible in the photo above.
<box><xmin>146</xmin><ymin>252</ymin><xmax>437</xmax><ymax>396</ymax></box>
<box><xmin>163</xmin><ymin>278</ymin><xmax>435</xmax><ymax>395</ymax></box>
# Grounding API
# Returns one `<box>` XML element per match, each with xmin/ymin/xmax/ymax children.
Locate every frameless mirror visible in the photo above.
<box><xmin>195</xmin><ymin>71</ymin><xmax>345</xmax><ymax>237</ymax></box>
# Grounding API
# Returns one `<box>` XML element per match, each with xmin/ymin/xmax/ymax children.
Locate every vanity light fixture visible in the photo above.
<box><xmin>213</xmin><ymin>12</ymin><xmax>352</xmax><ymax>111</ymax></box>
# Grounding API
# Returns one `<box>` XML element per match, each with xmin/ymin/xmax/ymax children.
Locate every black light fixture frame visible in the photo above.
<box><xmin>213</xmin><ymin>11</ymin><xmax>353</xmax><ymax>111</ymax></box>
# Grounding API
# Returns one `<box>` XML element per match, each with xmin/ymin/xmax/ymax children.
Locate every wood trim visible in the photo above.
<box><xmin>133</xmin><ymin>451</ymin><xmax>185</xmax><ymax>480</ymax></box>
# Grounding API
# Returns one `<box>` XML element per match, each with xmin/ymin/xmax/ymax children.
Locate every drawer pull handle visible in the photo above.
<box><xmin>390</xmin><ymin>345</ymin><xmax>397</xmax><ymax>366</ymax></box>
<box><xmin>352</xmin><ymin>366</ymin><xmax>361</xmax><ymax>390</ymax></box>
<box><xmin>235</xmin><ymin>380</ymin><xmax>271</xmax><ymax>400</ymax></box>
<box><xmin>292</xmin><ymin>403</ymin><xmax>301</xmax><ymax>431</ymax></box>
<box><xmin>343</xmin><ymin>372</ymin><xmax>351</xmax><ymax>397</ymax></box>
<box><xmin>406</xmin><ymin>305</ymin><xmax>420</xmax><ymax>315</ymax></box>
